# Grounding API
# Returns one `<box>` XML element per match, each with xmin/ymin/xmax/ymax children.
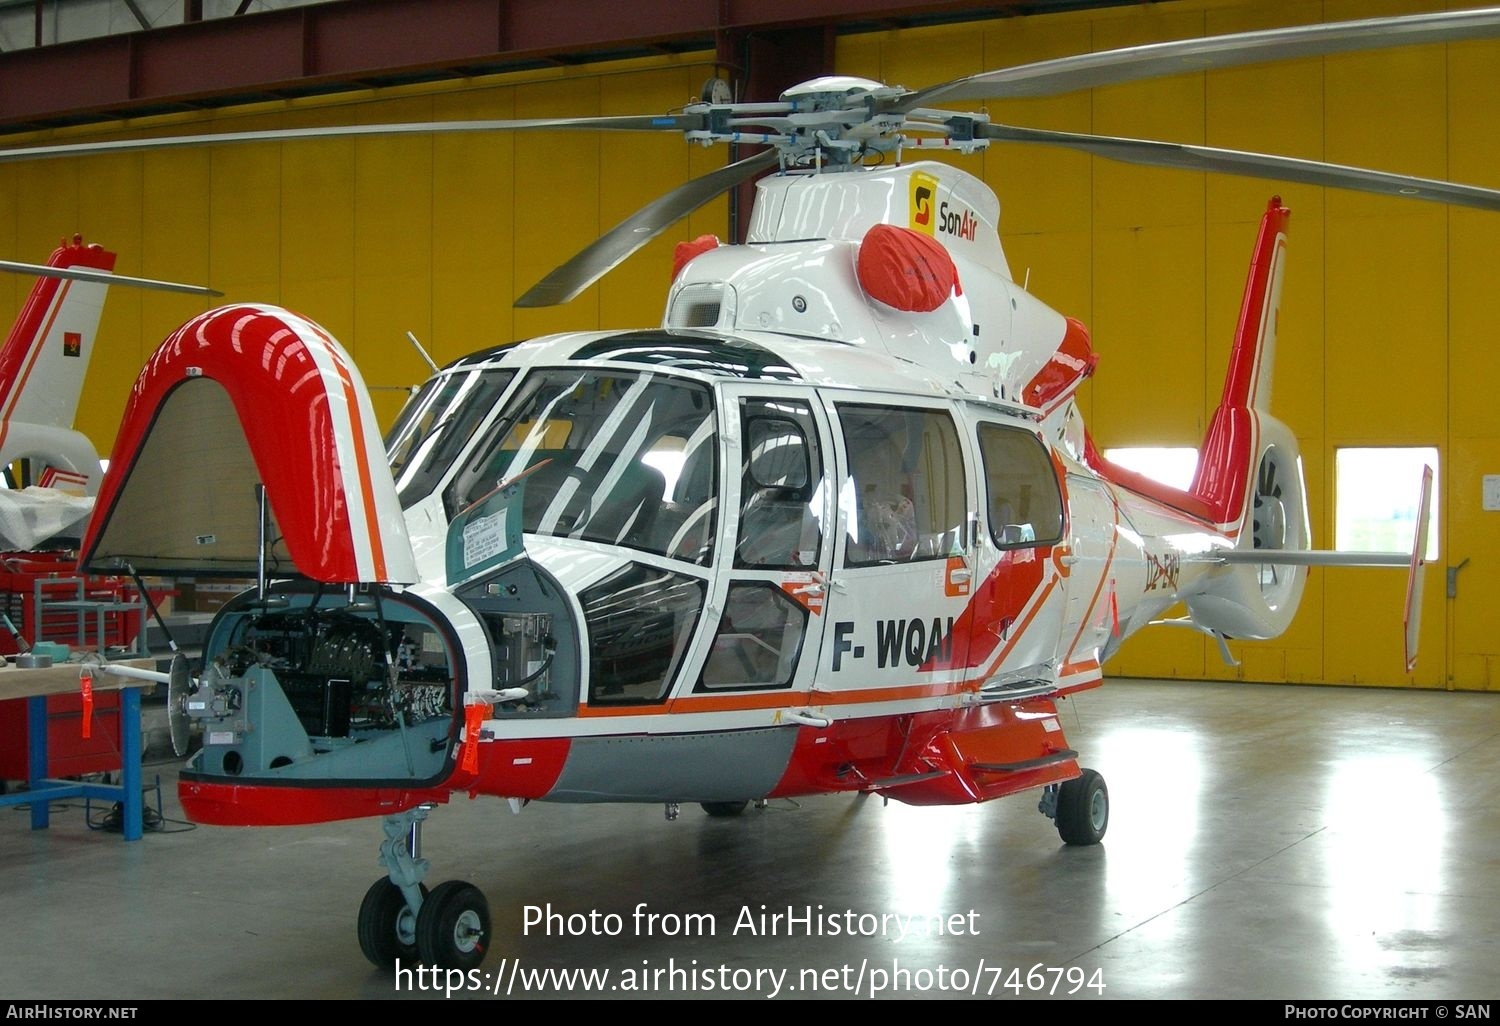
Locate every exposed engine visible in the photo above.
<box><xmin>185</xmin><ymin>591</ymin><xmax>460</xmax><ymax>783</ymax></box>
<box><xmin>219</xmin><ymin>606</ymin><xmax>450</xmax><ymax>738</ymax></box>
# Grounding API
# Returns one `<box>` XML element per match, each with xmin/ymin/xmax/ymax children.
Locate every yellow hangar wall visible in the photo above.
<box><xmin>0</xmin><ymin>0</ymin><xmax>1492</xmax><ymax>690</ymax></box>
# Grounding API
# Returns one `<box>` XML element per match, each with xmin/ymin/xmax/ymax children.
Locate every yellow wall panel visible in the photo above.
<box><xmin>207</xmin><ymin>114</ymin><xmax>282</xmax><ymax>303</ymax></box>
<box><xmin>1089</xmin><ymin>224</ymin><xmax>1206</xmax><ymax>447</ymax></box>
<box><xmin>278</xmin><ymin>106</ymin><xmax>357</xmax><ymax>348</ymax></box>
<box><xmin>14</xmin><ymin>161</ymin><xmax>79</xmax><ymax>269</ymax></box>
<box><xmin>1109</xmin><ymin>619</ymin><xmax>1206</xmax><ymax>679</ymax></box>
<box><xmin>598</xmin><ymin>67</ymin><xmax>704</xmax><ymax>329</ymax></box>
<box><xmin>981</xmin><ymin>12</ymin><xmax>1093</xmax><ymax>240</ymax></box>
<box><xmin>430</xmin><ymin>89</ymin><xmax>517</xmax><ymax>366</ymax></box>
<box><xmin>511</xmin><ymin>76</ymin><xmax>601</xmax><ymax>340</ymax></box>
<box><xmin>1446</xmin><ymin>439</ymin><xmax>1500</xmax><ymax>690</ymax></box>
<box><xmin>0</xmin><ymin>166</ymin><xmax>17</xmax><ymax>318</ymax></box>
<box><xmin>76</xmin><ymin>153</ymin><xmax>146</xmax><ymax>449</ymax></box>
<box><xmin>1323</xmin><ymin>210</ymin><xmax>1447</xmax><ymax>443</ymax></box>
<box><xmin>1088</xmin><ymin>6</ymin><xmax>1209</xmax><ymax>231</ymax></box>
<box><xmin>138</xmin><ymin>149</ymin><xmax>212</xmax><ymax>439</ymax></box>
<box><xmin>352</xmin><ymin>96</ymin><xmax>435</xmax><ymax>406</ymax></box>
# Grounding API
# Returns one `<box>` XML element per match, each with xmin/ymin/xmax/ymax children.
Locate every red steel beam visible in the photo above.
<box><xmin>0</xmin><ymin>0</ymin><xmax>1036</xmax><ymax>128</ymax></box>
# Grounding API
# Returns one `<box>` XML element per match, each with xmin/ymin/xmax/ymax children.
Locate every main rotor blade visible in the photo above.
<box><xmin>0</xmin><ymin>260</ymin><xmax>222</xmax><ymax>296</ymax></box>
<box><xmin>0</xmin><ymin>114</ymin><xmax>706</xmax><ymax>164</ymax></box>
<box><xmin>515</xmin><ymin>148</ymin><xmax>780</xmax><ymax>308</ymax></box>
<box><xmin>903</xmin><ymin>6</ymin><xmax>1500</xmax><ymax>108</ymax></box>
<box><xmin>979</xmin><ymin>123</ymin><xmax>1500</xmax><ymax>213</ymax></box>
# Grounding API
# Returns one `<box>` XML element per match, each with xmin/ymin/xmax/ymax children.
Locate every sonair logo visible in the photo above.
<box><xmin>831</xmin><ymin>617</ymin><xmax>956</xmax><ymax>672</ymax></box>
<box><xmin>938</xmin><ymin>201</ymin><xmax>978</xmax><ymax>241</ymax></box>
<box><xmin>909</xmin><ymin>171</ymin><xmax>939</xmax><ymax>236</ymax></box>
<box><xmin>62</xmin><ymin>331</ymin><xmax>81</xmax><ymax>358</ymax></box>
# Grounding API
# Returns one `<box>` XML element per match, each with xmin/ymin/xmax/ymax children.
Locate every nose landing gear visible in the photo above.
<box><xmin>357</xmin><ymin>805</ymin><xmax>493</xmax><ymax>971</ymax></box>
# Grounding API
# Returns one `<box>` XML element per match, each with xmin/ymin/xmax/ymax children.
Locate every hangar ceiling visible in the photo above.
<box><xmin>0</xmin><ymin>0</ymin><xmax>1159</xmax><ymax>130</ymax></box>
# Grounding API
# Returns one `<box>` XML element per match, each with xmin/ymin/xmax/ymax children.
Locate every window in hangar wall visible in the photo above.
<box><xmin>1335</xmin><ymin>447</ymin><xmax>1439</xmax><ymax>561</ymax></box>
<box><xmin>1102</xmin><ymin>447</ymin><xmax>1199</xmax><ymax>491</ymax></box>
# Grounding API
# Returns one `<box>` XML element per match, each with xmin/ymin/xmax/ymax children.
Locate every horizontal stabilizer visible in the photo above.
<box><xmin>1215</xmin><ymin>549</ymin><xmax>1407</xmax><ymax>567</ymax></box>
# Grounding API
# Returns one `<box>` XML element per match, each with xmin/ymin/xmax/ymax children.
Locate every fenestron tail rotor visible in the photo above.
<box><xmin>1253</xmin><ymin>449</ymin><xmax>1290</xmax><ymax>592</ymax></box>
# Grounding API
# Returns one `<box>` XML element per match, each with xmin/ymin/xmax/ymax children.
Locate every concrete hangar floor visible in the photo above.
<box><xmin>0</xmin><ymin>677</ymin><xmax>1495</xmax><ymax>1001</ymax></box>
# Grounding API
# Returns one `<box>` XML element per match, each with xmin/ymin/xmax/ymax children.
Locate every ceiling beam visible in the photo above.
<box><xmin>0</xmin><ymin>0</ymin><xmax>1122</xmax><ymax>130</ymax></box>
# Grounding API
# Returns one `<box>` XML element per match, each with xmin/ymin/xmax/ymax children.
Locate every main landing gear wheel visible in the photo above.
<box><xmin>1055</xmin><ymin>768</ymin><xmax>1109</xmax><ymax>846</ymax></box>
<box><xmin>417</xmin><ymin>880</ymin><xmax>492</xmax><ymax>970</ymax></box>
<box><xmin>700</xmin><ymin>800</ymin><xmax>750</xmax><ymax>817</ymax></box>
<box><xmin>357</xmin><ymin>880</ymin><xmax>428</xmax><ymax>970</ymax></box>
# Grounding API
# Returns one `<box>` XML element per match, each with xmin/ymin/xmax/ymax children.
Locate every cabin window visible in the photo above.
<box><xmin>386</xmin><ymin>368</ymin><xmax>516</xmax><ymax>508</ymax></box>
<box><xmin>978</xmin><ymin>424</ymin><xmax>1064</xmax><ymax>549</ymax></box>
<box><xmin>1335</xmin><ymin>447</ymin><xmax>1439</xmax><ymax>560</ymax></box>
<box><xmin>836</xmin><ymin>404</ymin><xmax>966</xmax><ymax>566</ymax></box>
<box><xmin>444</xmin><ymin>369</ymin><xmax>718</xmax><ymax>564</ymax></box>
<box><xmin>696</xmin><ymin>583</ymin><xmax>807</xmax><ymax>691</ymax></box>
<box><xmin>735</xmin><ymin>398</ymin><xmax>825</xmax><ymax>570</ymax></box>
<box><xmin>581</xmin><ymin>563</ymin><xmax>705</xmax><ymax>705</ymax></box>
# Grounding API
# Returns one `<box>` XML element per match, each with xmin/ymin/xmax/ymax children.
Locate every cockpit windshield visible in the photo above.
<box><xmin>386</xmin><ymin>368</ymin><xmax>516</xmax><ymax>509</ymax></box>
<box><xmin>444</xmin><ymin>369</ymin><xmax>718</xmax><ymax>565</ymax></box>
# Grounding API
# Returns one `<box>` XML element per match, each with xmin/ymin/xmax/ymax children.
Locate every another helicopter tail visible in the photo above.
<box><xmin>0</xmin><ymin>236</ymin><xmax>117</xmax><ymax>493</ymax></box>
<box><xmin>1182</xmin><ymin>196</ymin><xmax>1311</xmax><ymax>640</ymax></box>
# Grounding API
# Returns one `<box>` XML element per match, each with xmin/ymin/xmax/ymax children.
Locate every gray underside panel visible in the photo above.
<box><xmin>545</xmin><ymin>727</ymin><xmax>798</xmax><ymax>803</ymax></box>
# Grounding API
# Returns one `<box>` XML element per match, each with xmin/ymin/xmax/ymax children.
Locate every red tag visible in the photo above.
<box><xmin>79</xmin><ymin>669</ymin><xmax>94</xmax><ymax>740</ymax></box>
<box><xmin>460</xmin><ymin>703</ymin><xmax>489</xmax><ymax>775</ymax></box>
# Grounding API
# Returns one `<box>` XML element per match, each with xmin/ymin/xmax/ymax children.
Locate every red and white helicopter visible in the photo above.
<box><xmin>1</xmin><ymin>6</ymin><xmax>1490</xmax><ymax>972</ymax></box>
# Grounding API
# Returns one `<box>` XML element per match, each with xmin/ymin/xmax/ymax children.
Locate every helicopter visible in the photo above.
<box><xmin>0</xmin><ymin>237</ymin><xmax>217</xmax><ymax>548</ymax></box>
<box><xmin>0</xmin><ymin>4</ymin><xmax>1486</xmax><ymax>973</ymax></box>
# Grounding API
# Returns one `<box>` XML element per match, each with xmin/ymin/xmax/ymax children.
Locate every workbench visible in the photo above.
<box><xmin>0</xmin><ymin>659</ymin><xmax>155</xmax><ymax>841</ymax></box>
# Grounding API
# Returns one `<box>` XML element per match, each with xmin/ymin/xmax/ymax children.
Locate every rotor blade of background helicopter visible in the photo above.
<box><xmin>978</xmin><ymin>123</ymin><xmax>1500</xmax><ymax>213</ymax></box>
<box><xmin>515</xmin><ymin>148</ymin><xmax>780</xmax><ymax>308</ymax></box>
<box><xmin>901</xmin><ymin>6</ymin><xmax>1500</xmax><ymax>109</ymax></box>
<box><xmin>0</xmin><ymin>114</ymin><xmax>707</xmax><ymax>165</ymax></box>
<box><xmin>0</xmin><ymin>260</ymin><xmax>222</xmax><ymax>296</ymax></box>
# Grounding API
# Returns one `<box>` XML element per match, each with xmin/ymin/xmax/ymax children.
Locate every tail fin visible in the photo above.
<box><xmin>0</xmin><ymin>236</ymin><xmax>115</xmax><ymax>492</ymax></box>
<box><xmin>1187</xmin><ymin>196</ymin><xmax>1292</xmax><ymax>529</ymax></box>
<box><xmin>1185</xmin><ymin>197</ymin><xmax>1311</xmax><ymax>640</ymax></box>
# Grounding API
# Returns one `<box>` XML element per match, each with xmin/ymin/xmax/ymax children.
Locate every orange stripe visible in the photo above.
<box><xmin>1058</xmin><ymin>658</ymin><xmax>1100</xmax><ymax>677</ymax></box>
<box><xmin>328</xmin><ymin>347</ymin><xmax>387</xmax><ymax>581</ymax></box>
<box><xmin>1062</xmin><ymin>500</ymin><xmax>1121</xmax><ymax>663</ymax></box>
<box><xmin>960</xmin><ymin>575</ymin><xmax>1060</xmax><ymax>689</ymax></box>
<box><xmin>577</xmin><ymin>679</ymin><xmax>975</xmax><ymax>718</ymax></box>
<box><xmin>0</xmin><ymin>280</ymin><xmax>69</xmax><ymax>455</ymax></box>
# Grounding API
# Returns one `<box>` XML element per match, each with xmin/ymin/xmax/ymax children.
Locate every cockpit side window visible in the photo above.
<box><xmin>386</xmin><ymin>368</ymin><xmax>515</xmax><ymax>509</ymax></box>
<box><xmin>735</xmin><ymin>398</ymin><xmax>825</xmax><ymax>570</ymax></box>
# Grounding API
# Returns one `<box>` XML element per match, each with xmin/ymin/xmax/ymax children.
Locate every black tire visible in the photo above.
<box><xmin>357</xmin><ymin>879</ymin><xmax>428</xmax><ymax>971</ymax></box>
<box><xmin>416</xmin><ymin>880</ymin><xmax>492</xmax><ymax>970</ymax></box>
<box><xmin>1055</xmin><ymin>769</ymin><xmax>1108</xmax><ymax>846</ymax></box>
<box><xmin>700</xmin><ymin>800</ymin><xmax>750</xmax><ymax>818</ymax></box>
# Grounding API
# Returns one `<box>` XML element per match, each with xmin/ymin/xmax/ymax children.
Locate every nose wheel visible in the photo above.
<box><xmin>358</xmin><ymin>807</ymin><xmax>493</xmax><ymax>971</ymax></box>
